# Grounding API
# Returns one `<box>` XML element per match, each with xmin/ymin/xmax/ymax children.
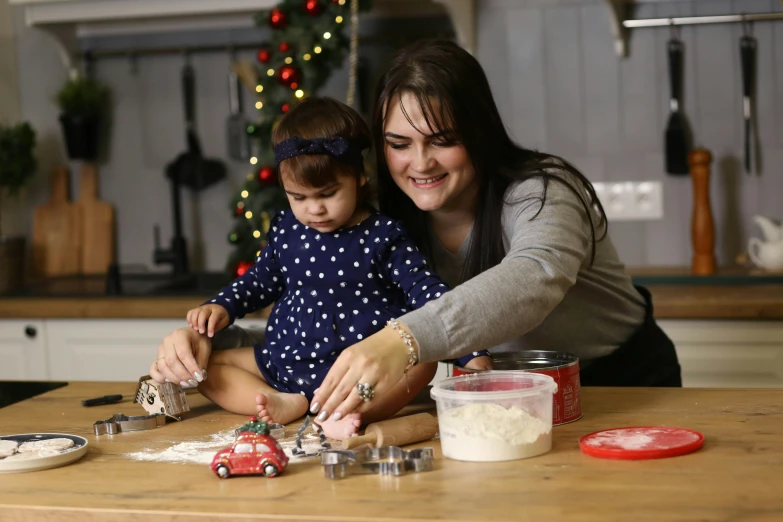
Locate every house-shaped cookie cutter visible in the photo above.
<box><xmin>320</xmin><ymin>446</ymin><xmax>434</xmax><ymax>479</ymax></box>
<box><xmin>134</xmin><ymin>376</ymin><xmax>190</xmax><ymax>420</ymax></box>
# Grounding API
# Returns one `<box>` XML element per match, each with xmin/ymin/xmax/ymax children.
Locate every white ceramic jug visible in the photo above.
<box><xmin>753</xmin><ymin>215</ymin><xmax>783</xmax><ymax>242</ymax></box>
<box><xmin>748</xmin><ymin>237</ymin><xmax>783</xmax><ymax>272</ymax></box>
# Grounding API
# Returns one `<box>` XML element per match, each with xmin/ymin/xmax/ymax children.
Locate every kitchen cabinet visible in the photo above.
<box><xmin>0</xmin><ymin>318</ymin><xmax>267</xmax><ymax>382</ymax></box>
<box><xmin>45</xmin><ymin>318</ymin><xmax>269</xmax><ymax>382</ymax></box>
<box><xmin>659</xmin><ymin>319</ymin><xmax>783</xmax><ymax>388</ymax></box>
<box><xmin>9</xmin><ymin>0</ymin><xmax>476</xmax><ymax>71</ymax></box>
<box><xmin>1</xmin><ymin>318</ymin><xmax>781</xmax><ymax>386</ymax></box>
<box><xmin>0</xmin><ymin>320</ymin><xmax>49</xmax><ymax>381</ymax></box>
<box><xmin>46</xmin><ymin>319</ymin><xmax>186</xmax><ymax>382</ymax></box>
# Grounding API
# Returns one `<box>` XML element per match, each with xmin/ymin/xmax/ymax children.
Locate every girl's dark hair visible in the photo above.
<box><xmin>273</xmin><ymin>96</ymin><xmax>372</xmax><ymax>201</ymax></box>
<box><xmin>372</xmin><ymin>39</ymin><xmax>607</xmax><ymax>282</ymax></box>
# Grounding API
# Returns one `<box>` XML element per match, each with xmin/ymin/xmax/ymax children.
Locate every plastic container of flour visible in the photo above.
<box><xmin>430</xmin><ymin>372</ymin><xmax>557</xmax><ymax>462</ymax></box>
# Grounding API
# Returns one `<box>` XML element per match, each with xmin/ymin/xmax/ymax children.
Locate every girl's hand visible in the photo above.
<box><xmin>310</xmin><ymin>326</ymin><xmax>412</xmax><ymax>422</ymax></box>
<box><xmin>149</xmin><ymin>327</ymin><xmax>212</xmax><ymax>388</ymax></box>
<box><xmin>186</xmin><ymin>304</ymin><xmax>230</xmax><ymax>338</ymax></box>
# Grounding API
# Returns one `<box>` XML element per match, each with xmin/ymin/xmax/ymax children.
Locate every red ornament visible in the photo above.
<box><xmin>276</xmin><ymin>65</ymin><xmax>300</xmax><ymax>88</ymax></box>
<box><xmin>268</xmin><ymin>8</ymin><xmax>287</xmax><ymax>29</ymax></box>
<box><xmin>279</xmin><ymin>41</ymin><xmax>290</xmax><ymax>53</ymax></box>
<box><xmin>258</xmin><ymin>166</ymin><xmax>276</xmax><ymax>185</ymax></box>
<box><xmin>234</xmin><ymin>261</ymin><xmax>254</xmax><ymax>278</ymax></box>
<box><xmin>256</xmin><ymin>48</ymin><xmax>271</xmax><ymax>63</ymax></box>
<box><xmin>235</xmin><ymin>202</ymin><xmax>245</xmax><ymax>216</ymax></box>
<box><xmin>304</xmin><ymin>0</ymin><xmax>321</xmax><ymax>15</ymax></box>
<box><xmin>281</xmin><ymin>103</ymin><xmax>291</xmax><ymax>113</ymax></box>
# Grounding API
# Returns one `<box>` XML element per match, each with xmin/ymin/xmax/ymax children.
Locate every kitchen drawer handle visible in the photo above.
<box><xmin>24</xmin><ymin>326</ymin><xmax>37</xmax><ymax>339</ymax></box>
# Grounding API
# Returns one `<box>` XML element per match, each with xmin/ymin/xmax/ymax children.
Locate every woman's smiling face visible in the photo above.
<box><xmin>382</xmin><ymin>92</ymin><xmax>478</xmax><ymax>213</ymax></box>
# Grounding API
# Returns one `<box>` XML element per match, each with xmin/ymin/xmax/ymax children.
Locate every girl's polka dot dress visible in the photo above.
<box><xmin>208</xmin><ymin>210</ymin><xmax>489</xmax><ymax>399</ymax></box>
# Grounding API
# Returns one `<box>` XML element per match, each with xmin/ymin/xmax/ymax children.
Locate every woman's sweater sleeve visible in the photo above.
<box><xmin>399</xmin><ymin>176</ymin><xmax>593</xmax><ymax>362</ymax></box>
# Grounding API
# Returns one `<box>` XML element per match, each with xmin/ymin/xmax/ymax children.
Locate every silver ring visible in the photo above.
<box><xmin>356</xmin><ymin>382</ymin><xmax>374</xmax><ymax>402</ymax></box>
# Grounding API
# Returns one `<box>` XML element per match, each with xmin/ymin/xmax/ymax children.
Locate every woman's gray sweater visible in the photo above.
<box><xmin>400</xmin><ymin>174</ymin><xmax>646</xmax><ymax>364</ymax></box>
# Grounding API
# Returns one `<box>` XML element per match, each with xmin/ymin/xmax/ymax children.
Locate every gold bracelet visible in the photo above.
<box><xmin>386</xmin><ymin>320</ymin><xmax>419</xmax><ymax>392</ymax></box>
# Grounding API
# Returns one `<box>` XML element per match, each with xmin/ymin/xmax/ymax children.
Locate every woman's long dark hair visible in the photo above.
<box><xmin>372</xmin><ymin>39</ymin><xmax>607</xmax><ymax>282</ymax></box>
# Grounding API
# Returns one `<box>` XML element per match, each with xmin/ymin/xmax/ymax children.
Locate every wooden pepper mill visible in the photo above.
<box><xmin>688</xmin><ymin>148</ymin><xmax>717</xmax><ymax>275</ymax></box>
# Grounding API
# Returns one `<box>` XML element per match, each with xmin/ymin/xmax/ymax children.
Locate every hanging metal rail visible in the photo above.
<box><xmin>623</xmin><ymin>11</ymin><xmax>783</xmax><ymax>29</ymax></box>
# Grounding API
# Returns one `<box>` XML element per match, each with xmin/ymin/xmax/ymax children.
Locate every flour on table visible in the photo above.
<box><xmin>124</xmin><ymin>429</ymin><xmax>326</xmax><ymax>465</ymax></box>
<box><xmin>583</xmin><ymin>431</ymin><xmax>654</xmax><ymax>450</ymax></box>
<box><xmin>0</xmin><ymin>440</ymin><xmax>19</xmax><ymax>458</ymax></box>
<box><xmin>438</xmin><ymin>403</ymin><xmax>552</xmax><ymax>462</ymax></box>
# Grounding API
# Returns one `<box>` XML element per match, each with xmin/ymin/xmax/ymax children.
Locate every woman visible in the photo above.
<box><xmin>306</xmin><ymin>39</ymin><xmax>680</xmax><ymax>422</ymax></box>
<box><xmin>152</xmin><ymin>39</ymin><xmax>679</xmax><ymax>425</ymax></box>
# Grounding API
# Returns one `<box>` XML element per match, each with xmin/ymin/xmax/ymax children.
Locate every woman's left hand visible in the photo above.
<box><xmin>310</xmin><ymin>326</ymin><xmax>411</xmax><ymax>421</ymax></box>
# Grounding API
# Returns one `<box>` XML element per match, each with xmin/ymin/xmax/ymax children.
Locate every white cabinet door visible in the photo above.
<box><xmin>0</xmin><ymin>320</ymin><xmax>49</xmax><ymax>380</ymax></box>
<box><xmin>46</xmin><ymin>319</ymin><xmax>185</xmax><ymax>382</ymax></box>
<box><xmin>660</xmin><ymin>320</ymin><xmax>783</xmax><ymax>388</ymax></box>
<box><xmin>45</xmin><ymin>318</ymin><xmax>269</xmax><ymax>382</ymax></box>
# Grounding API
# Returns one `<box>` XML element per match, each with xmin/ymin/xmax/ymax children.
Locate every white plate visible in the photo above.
<box><xmin>0</xmin><ymin>433</ymin><xmax>88</xmax><ymax>474</ymax></box>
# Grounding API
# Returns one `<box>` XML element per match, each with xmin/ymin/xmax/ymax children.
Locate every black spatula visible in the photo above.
<box><xmin>664</xmin><ymin>36</ymin><xmax>691</xmax><ymax>175</ymax></box>
<box><xmin>166</xmin><ymin>62</ymin><xmax>226</xmax><ymax>191</ymax></box>
<box><xmin>740</xmin><ymin>33</ymin><xmax>756</xmax><ymax>174</ymax></box>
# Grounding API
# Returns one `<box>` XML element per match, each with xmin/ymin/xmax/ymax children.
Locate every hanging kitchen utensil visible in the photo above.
<box><xmin>165</xmin><ymin>58</ymin><xmax>226</xmax><ymax>191</ymax></box>
<box><xmin>226</xmin><ymin>59</ymin><xmax>252</xmax><ymax>162</ymax></box>
<box><xmin>664</xmin><ymin>25</ymin><xmax>691</xmax><ymax>175</ymax></box>
<box><xmin>740</xmin><ymin>22</ymin><xmax>757</xmax><ymax>175</ymax></box>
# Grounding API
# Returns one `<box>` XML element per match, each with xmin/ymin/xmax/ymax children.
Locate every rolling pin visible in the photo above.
<box><xmin>341</xmin><ymin>413</ymin><xmax>439</xmax><ymax>450</ymax></box>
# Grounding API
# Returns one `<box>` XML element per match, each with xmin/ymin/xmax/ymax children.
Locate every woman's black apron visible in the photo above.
<box><xmin>580</xmin><ymin>286</ymin><xmax>682</xmax><ymax>387</ymax></box>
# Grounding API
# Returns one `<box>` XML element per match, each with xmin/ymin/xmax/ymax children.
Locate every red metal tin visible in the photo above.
<box><xmin>452</xmin><ymin>351</ymin><xmax>582</xmax><ymax>425</ymax></box>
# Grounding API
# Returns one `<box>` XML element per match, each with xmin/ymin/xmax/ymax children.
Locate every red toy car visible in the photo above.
<box><xmin>210</xmin><ymin>420</ymin><xmax>289</xmax><ymax>479</ymax></box>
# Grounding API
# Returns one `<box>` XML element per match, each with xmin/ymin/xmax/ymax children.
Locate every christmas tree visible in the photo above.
<box><xmin>226</xmin><ymin>0</ymin><xmax>369</xmax><ymax>278</ymax></box>
<box><xmin>237</xmin><ymin>416</ymin><xmax>271</xmax><ymax>436</ymax></box>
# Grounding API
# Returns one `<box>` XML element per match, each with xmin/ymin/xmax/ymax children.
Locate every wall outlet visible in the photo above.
<box><xmin>592</xmin><ymin>181</ymin><xmax>663</xmax><ymax>221</ymax></box>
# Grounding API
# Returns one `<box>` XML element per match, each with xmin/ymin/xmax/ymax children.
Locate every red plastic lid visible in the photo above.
<box><xmin>579</xmin><ymin>426</ymin><xmax>704</xmax><ymax>460</ymax></box>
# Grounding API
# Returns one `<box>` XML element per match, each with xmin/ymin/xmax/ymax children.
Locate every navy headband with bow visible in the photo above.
<box><xmin>274</xmin><ymin>136</ymin><xmax>366</xmax><ymax>170</ymax></box>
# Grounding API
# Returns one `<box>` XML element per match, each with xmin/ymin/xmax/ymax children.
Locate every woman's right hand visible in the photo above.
<box><xmin>149</xmin><ymin>327</ymin><xmax>212</xmax><ymax>388</ymax></box>
<box><xmin>310</xmin><ymin>325</ymin><xmax>412</xmax><ymax>421</ymax></box>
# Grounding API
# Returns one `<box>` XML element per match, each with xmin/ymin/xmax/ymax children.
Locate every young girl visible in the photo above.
<box><xmin>184</xmin><ymin>97</ymin><xmax>489</xmax><ymax>438</ymax></box>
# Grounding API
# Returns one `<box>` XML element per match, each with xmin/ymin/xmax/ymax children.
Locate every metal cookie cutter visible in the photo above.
<box><xmin>292</xmin><ymin>415</ymin><xmax>331</xmax><ymax>457</ymax></box>
<box><xmin>321</xmin><ymin>446</ymin><xmax>435</xmax><ymax>479</ymax></box>
<box><xmin>93</xmin><ymin>413</ymin><xmax>166</xmax><ymax>435</ymax></box>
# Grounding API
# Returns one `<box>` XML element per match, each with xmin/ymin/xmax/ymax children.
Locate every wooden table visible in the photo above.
<box><xmin>1</xmin><ymin>383</ymin><xmax>781</xmax><ymax>521</ymax></box>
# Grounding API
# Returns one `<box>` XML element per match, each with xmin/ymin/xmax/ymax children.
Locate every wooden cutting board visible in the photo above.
<box><xmin>76</xmin><ymin>162</ymin><xmax>115</xmax><ymax>274</ymax></box>
<box><xmin>32</xmin><ymin>166</ymin><xmax>82</xmax><ymax>277</ymax></box>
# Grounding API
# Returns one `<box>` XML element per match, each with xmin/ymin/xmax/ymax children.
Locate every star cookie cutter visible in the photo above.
<box><xmin>320</xmin><ymin>446</ymin><xmax>435</xmax><ymax>479</ymax></box>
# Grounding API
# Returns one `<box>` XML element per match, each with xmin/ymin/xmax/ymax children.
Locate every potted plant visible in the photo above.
<box><xmin>0</xmin><ymin>121</ymin><xmax>37</xmax><ymax>294</ymax></box>
<box><xmin>55</xmin><ymin>75</ymin><xmax>110</xmax><ymax>160</ymax></box>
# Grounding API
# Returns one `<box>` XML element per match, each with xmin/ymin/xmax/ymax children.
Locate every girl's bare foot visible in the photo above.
<box><xmin>316</xmin><ymin>412</ymin><xmax>362</xmax><ymax>440</ymax></box>
<box><xmin>255</xmin><ymin>392</ymin><xmax>308</xmax><ymax>425</ymax></box>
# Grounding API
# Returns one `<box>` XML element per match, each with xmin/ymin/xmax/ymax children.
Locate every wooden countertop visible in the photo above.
<box><xmin>1</xmin><ymin>286</ymin><xmax>782</xmax><ymax>320</ymax></box>
<box><xmin>648</xmin><ymin>285</ymin><xmax>783</xmax><ymax>319</ymax></box>
<box><xmin>1</xmin><ymin>265</ymin><xmax>782</xmax><ymax>319</ymax></box>
<box><xmin>1</xmin><ymin>382</ymin><xmax>781</xmax><ymax>521</ymax></box>
<box><xmin>0</xmin><ymin>297</ymin><xmax>271</xmax><ymax>320</ymax></box>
